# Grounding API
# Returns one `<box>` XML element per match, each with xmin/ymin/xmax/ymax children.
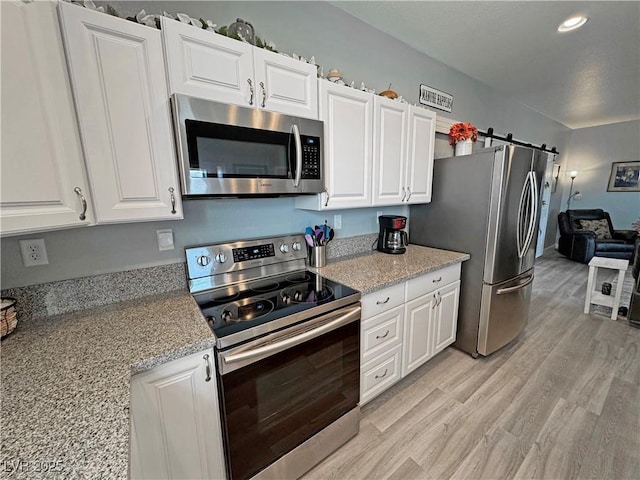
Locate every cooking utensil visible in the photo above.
<box><xmin>305</xmin><ymin>234</ymin><xmax>315</xmax><ymax>247</ymax></box>
<box><xmin>326</xmin><ymin>228</ymin><xmax>334</xmax><ymax>243</ymax></box>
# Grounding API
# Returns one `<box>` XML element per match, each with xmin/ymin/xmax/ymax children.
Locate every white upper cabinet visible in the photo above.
<box><xmin>406</xmin><ymin>106</ymin><xmax>436</xmax><ymax>204</ymax></box>
<box><xmin>252</xmin><ymin>47</ymin><xmax>319</xmax><ymax>119</ymax></box>
<box><xmin>161</xmin><ymin>17</ymin><xmax>254</xmax><ymax>107</ymax></box>
<box><xmin>162</xmin><ymin>18</ymin><xmax>318</xmax><ymax>119</ymax></box>
<box><xmin>0</xmin><ymin>0</ymin><xmax>94</xmax><ymax>236</ymax></box>
<box><xmin>372</xmin><ymin>96</ymin><xmax>408</xmax><ymax>205</ymax></box>
<box><xmin>59</xmin><ymin>2</ymin><xmax>182</xmax><ymax>223</ymax></box>
<box><xmin>297</xmin><ymin>82</ymin><xmax>436</xmax><ymax>211</ymax></box>
<box><xmin>297</xmin><ymin>81</ymin><xmax>372</xmax><ymax>210</ymax></box>
<box><xmin>372</xmin><ymin>100</ymin><xmax>435</xmax><ymax>206</ymax></box>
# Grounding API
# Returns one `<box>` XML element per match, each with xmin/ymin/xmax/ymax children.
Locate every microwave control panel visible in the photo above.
<box><xmin>300</xmin><ymin>136</ymin><xmax>321</xmax><ymax>179</ymax></box>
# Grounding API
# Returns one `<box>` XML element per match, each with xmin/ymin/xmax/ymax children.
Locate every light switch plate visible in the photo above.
<box><xmin>333</xmin><ymin>214</ymin><xmax>342</xmax><ymax>230</ymax></box>
<box><xmin>157</xmin><ymin>229</ymin><xmax>174</xmax><ymax>251</ymax></box>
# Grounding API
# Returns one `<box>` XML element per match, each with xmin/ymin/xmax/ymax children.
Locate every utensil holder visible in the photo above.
<box><xmin>310</xmin><ymin>246</ymin><xmax>326</xmax><ymax>268</ymax></box>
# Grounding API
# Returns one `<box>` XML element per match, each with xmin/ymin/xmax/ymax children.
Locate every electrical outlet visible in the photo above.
<box><xmin>333</xmin><ymin>214</ymin><xmax>342</xmax><ymax>230</ymax></box>
<box><xmin>19</xmin><ymin>238</ymin><xmax>49</xmax><ymax>267</ymax></box>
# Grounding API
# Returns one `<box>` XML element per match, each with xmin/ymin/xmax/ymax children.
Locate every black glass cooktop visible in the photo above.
<box><xmin>193</xmin><ymin>270</ymin><xmax>359</xmax><ymax>343</ymax></box>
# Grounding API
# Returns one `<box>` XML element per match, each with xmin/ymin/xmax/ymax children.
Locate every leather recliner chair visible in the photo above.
<box><xmin>557</xmin><ymin>209</ymin><xmax>637</xmax><ymax>263</ymax></box>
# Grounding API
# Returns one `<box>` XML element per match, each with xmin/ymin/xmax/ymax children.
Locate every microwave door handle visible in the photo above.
<box><xmin>291</xmin><ymin>124</ymin><xmax>302</xmax><ymax>187</ymax></box>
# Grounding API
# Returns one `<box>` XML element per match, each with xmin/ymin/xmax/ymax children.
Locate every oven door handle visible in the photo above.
<box><xmin>221</xmin><ymin>305</ymin><xmax>360</xmax><ymax>368</ymax></box>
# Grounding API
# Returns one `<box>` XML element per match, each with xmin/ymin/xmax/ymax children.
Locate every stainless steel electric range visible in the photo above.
<box><xmin>185</xmin><ymin>234</ymin><xmax>361</xmax><ymax>480</ymax></box>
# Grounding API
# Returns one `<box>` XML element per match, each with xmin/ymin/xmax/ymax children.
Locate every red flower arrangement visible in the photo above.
<box><xmin>449</xmin><ymin>122</ymin><xmax>478</xmax><ymax>146</ymax></box>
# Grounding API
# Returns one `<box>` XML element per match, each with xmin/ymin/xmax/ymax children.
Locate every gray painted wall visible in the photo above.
<box><xmin>1</xmin><ymin>1</ymin><xmax>572</xmax><ymax>289</ymax></box>
<box><xmin>559</xmin><ymin>120</ymin><xmax>640</xmax><ymax>228</ymax></box>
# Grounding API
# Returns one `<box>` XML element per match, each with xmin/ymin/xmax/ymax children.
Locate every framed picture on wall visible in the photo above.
<box><xmin>607</xmin><ymin>161</ymin><xmax>640</xmax><ymax>192</ymax></box>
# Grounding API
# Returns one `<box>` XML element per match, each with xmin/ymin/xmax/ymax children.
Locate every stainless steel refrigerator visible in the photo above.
<box><xmin>410</xmin><ymin>145</ymin><xmax>546</xmax><ymax>357</ymax></box>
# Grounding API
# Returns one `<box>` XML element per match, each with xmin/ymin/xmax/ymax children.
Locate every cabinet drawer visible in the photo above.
<box><xmin>361</xmin><ymin>306</ymin><xmax>403</xmax><ymax>363</ymax></box>
<box><xmin>362</xmin><ymin>282</ymin><xmax>406</xmax><ymax>318</ymax></box>
<box><xmin>406</xmin><ymin>263</ymin><xmax>461</xmax><ymax>301</ymax></box>
<box><xmin>360</xmin><ymin>345</ymin><xmax>402</xmax><ymax>405</ymax></box>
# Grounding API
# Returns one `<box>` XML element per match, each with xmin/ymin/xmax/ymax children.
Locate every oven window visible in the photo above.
<box><xmin>220</xmin><ymin>322</ymin><xmax>359</xmax><ymax>480</ymax></box>
<box><xmin>186</xmin><ymin>120</ymin><xmax>291</xmax><ymax>179</ymax></box>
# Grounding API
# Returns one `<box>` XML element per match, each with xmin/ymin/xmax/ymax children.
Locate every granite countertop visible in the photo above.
<box><xmin>314</xmin><ymin>244</ymin><xmax>470</xmax><ymax>294</ymax></box>
<box><xmin>0</xmin><ymin>289</ymin><xmax>214</xmax><ymax>480</ymax></box>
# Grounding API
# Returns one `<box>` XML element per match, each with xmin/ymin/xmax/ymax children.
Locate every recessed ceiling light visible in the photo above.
<box><xmin>558</xmin><ymin>15</ymin><xmax>589</xmax><ymax>32</ymax></box>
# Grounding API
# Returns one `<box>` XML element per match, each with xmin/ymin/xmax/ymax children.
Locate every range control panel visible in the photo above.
<box><xmin>185</xmin><ymin>234</ymin><xmax>308</xmax><ymax>292</ymax></box>
<box><xmin>232</xmin><ymin>243</ymin><xmax>276</xmax><ymax>263</ymax></box>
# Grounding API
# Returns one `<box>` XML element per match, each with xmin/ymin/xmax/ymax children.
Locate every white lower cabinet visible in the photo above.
<box><xmin>361</xmin><ymin>345</ymin><xmax>403</xmax><ymax>405</ymax></box>
<box><xmin>402</xmin><ymin>292</ymin><xmax>437</xmax><ymax>377</ymax></box>
<box><xmin>432</xmin><ymin>281</ymin><xmax>460</xmax><ymax>355</ymax></box>
<box><xmin>359</xmin><ymin>264</ymin><xmax>461</xmax><ymax>405</ymax></box>
<box><xmin>130</xmin><ymin>349</ymin><xmax>226</xmax><ymax>480</ymax></box>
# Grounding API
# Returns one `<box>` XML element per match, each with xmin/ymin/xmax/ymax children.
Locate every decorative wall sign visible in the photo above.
<box><xmin>419</xmin><ymin>84</ymin><xmax>453</xmax><ymax>113</ymax></box>
<box><xmin>607</xmin><ymin>161</ymin><xmax>640</xmax><ymax>192</ymax></box>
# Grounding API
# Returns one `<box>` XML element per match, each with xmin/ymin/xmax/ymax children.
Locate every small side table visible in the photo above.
<box><xmin>584</xmin><ymin>256</ymin><xmax>629</xmax><ymax>320</ymax></box>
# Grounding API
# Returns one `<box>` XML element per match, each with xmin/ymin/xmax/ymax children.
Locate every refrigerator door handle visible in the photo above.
<box><xmin>496</xmin><ymin>274</ymin><xmax>535</xmax><ymax>294</ymax></box>
<box><xmin>522</xmin><ymin>172</ymin><xmax>538</xmax><ymax>255</ymax></box>
<box><xmin>516</xmin><ymin>174</ymin><xmax>531</xmax><ymax>258</ymax></box>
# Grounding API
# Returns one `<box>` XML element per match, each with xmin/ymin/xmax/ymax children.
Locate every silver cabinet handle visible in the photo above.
<box><xmin>168</xmin><ymin>187</ymin><xmax>177</xmax><ymax>214</ymax></box>
<box><xmin>375</xmin><ymin>330</ymin><xmax>390</xmax><ymax>340</ymax></box>
<box><xmin>406</xmin><ymin>187</ymin><xmax>412</xmax><ymax>202</ymax></box>
<box><xmin>376</xmin><ymin>297</ymin><xmax>390</xmax><ymax>305</ymax></box>
<box><xmin>260</xmin><ymin>81</ymin><xmax>266</xmax><ymax>107</ymax></box>
<box><xmin>375</xmin><ymin>368</ymin><xmax>388</xmax><ymax>379</ymax></box>
<box><xmin>324</xmin><ymin>190</ymin><xmax>330</xmax><ymax>207</ymax></box>
<box><xmin>401</xmin><ymin>187</ymin><xmax>406</xmax><ymax>202</ymax></box>
<box><xmin>247</xmin><ymin>78</ymin><xmax>254</xmax><ymax>105</ymax></box>
<box><xmin>73</xmin><ymin>187</ymin><xmax>87</xmax><ymax>221</ymax></box>
<box><xmin>203</xmin><ymin>354</ymin><xmax>212</xmax><ymax>382</ymax></box>
<box><xmin>432</xmin><ymin>277</ymin><xmax>442</xmax><ymax>283</ymax></box>
<box><xmin>432</xmin><ymin>293</ymin><xmax>438</xmax><ymax>309</ymax></box>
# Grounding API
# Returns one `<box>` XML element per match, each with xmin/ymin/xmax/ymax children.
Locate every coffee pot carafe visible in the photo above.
<box><xmin>377</xmin><ymin>215</ymin><xmax>408</xmax><ymax>254</ymax></box>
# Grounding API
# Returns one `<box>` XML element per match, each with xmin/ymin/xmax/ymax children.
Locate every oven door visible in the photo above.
<box><xmin>217</xmin><ymin>304</ymin><xmax>360</xmax><ymax>480</ymax></box>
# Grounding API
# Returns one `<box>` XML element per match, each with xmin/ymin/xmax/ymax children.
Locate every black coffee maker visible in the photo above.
<box><xmin>377</xmin><ymin>215</ymin><xmax>408</xmax><ymax>254</ymax></box>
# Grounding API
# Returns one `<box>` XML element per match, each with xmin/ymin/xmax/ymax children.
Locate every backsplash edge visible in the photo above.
<box><xmin>1</xmin><ymin>234</ymin><xmax>378</xmax><ymax>322</ymax></box>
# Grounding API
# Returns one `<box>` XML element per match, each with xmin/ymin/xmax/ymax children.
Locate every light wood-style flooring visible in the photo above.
<box><xmin>304</xmin><ymin>251</ymin><xmax>640</xmax><ymax>480</ymax></box>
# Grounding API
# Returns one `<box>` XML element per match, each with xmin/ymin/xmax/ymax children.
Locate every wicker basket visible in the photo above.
<box><xmin>1</xmin><ymin>298</ymin><xmax>17</xmax><ymax>338</ymax></box>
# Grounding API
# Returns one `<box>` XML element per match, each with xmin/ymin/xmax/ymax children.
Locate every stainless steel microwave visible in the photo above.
<box><xmin>171</xmin><ymin>94</ymin><xmax>324</xmax><ymax>197</ymax></box>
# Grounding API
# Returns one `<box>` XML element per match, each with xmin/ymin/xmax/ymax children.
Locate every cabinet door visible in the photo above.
<box><xmin>130</xmin><ymin>350</ymin><xmax>226</xmax><ymax>480</ymax></box>
<box><xmin>402</xmin><ymin>293</ymin><xmax>436</xmax><ymax>377</ymax></box>
<box><xmin>0</xmin><ymin>0</ymin><xmax>93</xmax><ymax>235</ymax></box>
<box><xmin>432</xmin><ymin>281</ymin><xmax>460</xmax><ymax>355</ymax></box>
<box><xmin>405</xmin><ymin>106</ymin><xmax>436</xmax><ymax>204</ymax></box>
<box><xmin>161</xmin><ymin>16</ymin><xmax>254</xmax><ymax>108</ymax></box>
<box><xmin>372</xmin><ymin>97</ymin><xmax>408</xmax><ymax>206</ymax></box>
<box><xmin>320</xmin><ymin>81</ymin><xmax>372</xmax><ymax>209</ymax></box>
<box><xmin>59</xmin><ymin>3</ymin><xmax>182</xmax><ymax>223</ymax></box>
<box><xmin>253</xmin><ymin>48</ymin><xmax>318</xmax><ymax>119</ymax></box>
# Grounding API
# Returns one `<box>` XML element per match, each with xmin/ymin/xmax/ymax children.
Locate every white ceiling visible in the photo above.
<box><xmin>331</xmin><ymin>1</ymin><xmax>640</xmax><ymax>130</ymax></box>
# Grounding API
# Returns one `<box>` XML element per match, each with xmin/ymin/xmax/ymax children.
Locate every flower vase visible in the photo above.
<box><xmin>455</xmin><ymin>139</ymin><xmax>473</xmax><ymax>156</ymax></box>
